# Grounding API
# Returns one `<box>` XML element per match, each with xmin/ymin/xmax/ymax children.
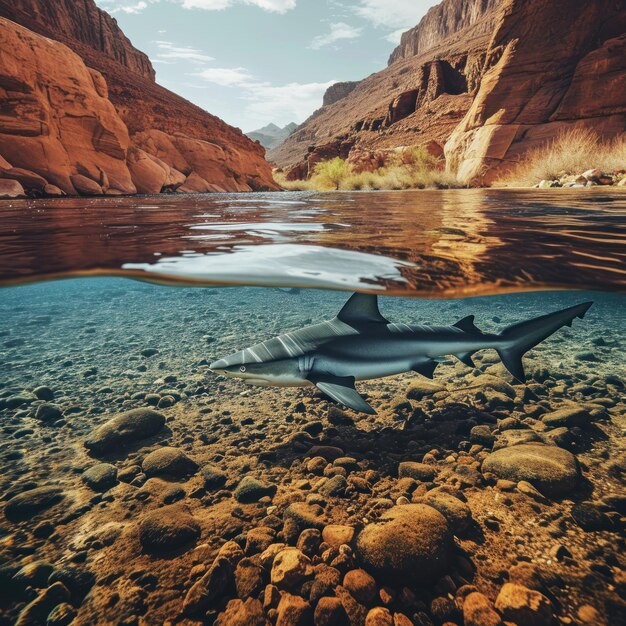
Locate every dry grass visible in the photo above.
<box><xmin>497</xmin><ymin>129</ymin><xmax>626</xmax><ymax>186</ymax></box>
<box><xmin>273</xmin><ymin>146</ymin><xmax>461</xmax><ymax>192</ymax></box>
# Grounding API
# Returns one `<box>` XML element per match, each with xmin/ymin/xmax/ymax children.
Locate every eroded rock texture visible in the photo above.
<box><xmin>271</xmin><ymin>0</ymin><xmax>625</xmax><ymax>186</ymax></box>
<box><xmin>0</xmin><ymin>20</ymin><xmax>135</xmax><ymax>195</ymax></box>
<box><xmin>445</xmin><ymin>0</ymin><xmax>626</xmax><ymax>184</ymax></box>
<box><xmin>0</xmin><ymin>0</ymin><xmax>278</xmax><ymax>196</ymax></box>
<box><xmin>269</xmin><ymin>0</ymin><xmax>501</xmax><ymax>173</ymax></box>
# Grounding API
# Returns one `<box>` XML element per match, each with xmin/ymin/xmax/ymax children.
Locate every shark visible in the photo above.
<box><xmin>209</xmin><ymin>293</ymin><xmax>593</xmax><ymax>414</ymax></box>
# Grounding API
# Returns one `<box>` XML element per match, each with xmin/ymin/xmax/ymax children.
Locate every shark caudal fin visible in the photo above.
<box><xmin>497</xmin><ymin>302</ymin><xmax>593</xmax><ymax>382</ymax></box>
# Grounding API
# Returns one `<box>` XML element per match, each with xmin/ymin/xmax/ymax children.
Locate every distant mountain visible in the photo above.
<box><xmin>247</xmin><ymin>122</ymin><xmax>298</xmax><ymax>150</ymax></box>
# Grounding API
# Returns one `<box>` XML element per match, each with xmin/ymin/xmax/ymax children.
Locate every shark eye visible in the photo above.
<box><xmin>240</xmin><ymin>366</ymin><xmax>247</xmax><ymax>373</ymax></box>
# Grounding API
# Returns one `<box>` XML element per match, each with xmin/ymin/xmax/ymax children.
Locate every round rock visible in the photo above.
<box><xmin>270</xmin><ymin>548</ymin><xmax>312</xmax><ymax>589</ymax></box>
<box><xmin>422</xmin><ymin>491</ymin><xmax>472</xmax><ymax>533</ymax></box>
<box><xmin>138</xmin><ymin>506</ymin><xmax>200</xmax><ymax>553</ymax></box>
<box><xmin>81</xmin><ymin>463</ymin><xmax>118</xmax><ymax>491</ymax></box>
<box><xmin>33</xmin><ymin>386</ymin><xmax>54</xmax><ymax>401</ymax></box>
<box><xmin>234</xmin><ymin>477</ymin><xmax>276</xmax><ymax>503</ymax></box>
<box><xmin>84</xmin><ymin>408</ymin><xmax>166</xmax><ymax>455</ymax></box>
<box><xmin>4</xmin><ymin>486</ymin><xmax>64</xmax><ymax>522</ymax></box>
<box><xmin>495</xmin><ymin>583</ymin><xmax>553</xmax><ymax>626</ymax></box>
<box><xmin>283</xmin><ymin>502</ymin><xmax>325</xmax><ymax>530</ymax></box>
<box><xmin>481</xmin><ymin>444</ymin><xmax>580</xmax><ymax>496</ymax></box>
<box><xmin>142</xmin><ymin>447</ymin><xmax>198</xmax><ymax>478</ymax></box>
<box><xmin>398</xmin><ymin>462</ymin><xmax>436</xmax><ymax>482</ymax></box>
<box><xmin>202</xmin><ymin>466</ymin><xmax>227</xmax><ymax>490</ymax></box>
<box><xmin>356</xmin><ymin>504</ymin><xmax>453</xmax><ymax>583</ymax></box>
<box><xmin>35</xmin><ymin>403</ymin><xmax>63</xmax><ymax>422</ymax></box>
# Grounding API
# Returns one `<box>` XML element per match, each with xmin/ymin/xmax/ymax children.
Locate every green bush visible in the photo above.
<box><xmin>273</xmin><ymin>145</ymin><xmax>461</xmax><ymax>191</ymax></box>
<box><xmin>313</xmin><ymin>157</ymin><xmax>351</xmax><ymax>190</ymax></box>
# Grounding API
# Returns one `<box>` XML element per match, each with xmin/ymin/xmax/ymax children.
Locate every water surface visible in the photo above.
<box><xmin>1</xmin><ymin>189</ymin><xmax>624</xmax><ymax>296</ymax></box>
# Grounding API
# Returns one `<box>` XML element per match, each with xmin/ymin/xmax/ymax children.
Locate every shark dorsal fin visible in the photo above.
<box><xmin>454</xmin><ymin>315</ymin><xmax>480</xmax><ymax>333</ymax></box>
<box><xmin>337</xmin><ymin>293</ymin><xmax>389</xmax><ymax>325</ymax></box>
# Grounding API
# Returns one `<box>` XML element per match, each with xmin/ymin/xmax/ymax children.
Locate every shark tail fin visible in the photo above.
<box><xmin>497</xmin><ymin>301</ymin><xmax>593</xmax><ymax>383</ymax></box>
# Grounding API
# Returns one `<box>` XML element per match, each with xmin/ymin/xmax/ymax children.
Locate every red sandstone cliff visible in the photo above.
<box><xmin>445</xmin><ymin>0</ymin><xmax>626</xmax><ymax>183</ymax></box>
<box><xmin>388</xmin><ymin>0</ymin><xmax>500</xmax><ymax>65</ymax></box>
<box><xmin>268</xmin><ymin>0</ymin><xmax>500</xmax><ymax>173</ymax></box>
<box><xmin>0</xmin><ymin>0</ymin><xmax>277</xmax><ymax>196</ymax></box>
<box><xmin>0</xmin><ymin>0</ymin><xmax>155</xmax><ymax>80</ymax></box>
<box><xmin>271</xmin><ymin>0</ymin><xmax>625</xmax><ymax>186</ymax></box>
<box><xmin>0</xmin><ymin>20</ymin><xmax>135</xmax><ymax>195</ymax></box>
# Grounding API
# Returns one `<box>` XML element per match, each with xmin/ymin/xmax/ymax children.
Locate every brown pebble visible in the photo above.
<box><xmin>365</xmin><ymin>607</ymin><xmax>393</xmax><ymax>626</ymax></box>
<box><xmin>314</xmin><ymin>596</ymin><xmax>348</xmax><ymax>626</ymax></box>
<box><xmin>343</xmin><ymin>569</ymin><xmax>377</xmax><ymax>605</ymax></box>
<box><xmin>463</xmin><ymin>591</ymin><xmax>503</xmax><ymax>626</ymax></box>
<box><xmin>277</xmin><ymin>593</ymin><xmax>313</xmax><ymax>626</ymax></box>
<box><xmin>495</xmin><ymin>583</ymin><xmax>553</xmax><ymax>626</ymax></box>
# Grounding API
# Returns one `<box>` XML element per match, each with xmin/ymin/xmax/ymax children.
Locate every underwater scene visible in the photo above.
<box><xmin>0</xmin><ymin>190</ymin><xmax>625</xmax><ymax>626</ymax></box>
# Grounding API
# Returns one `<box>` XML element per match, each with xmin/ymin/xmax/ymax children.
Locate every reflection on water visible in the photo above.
<box><xmin>0</xmin><ymin>189</ymin><xmax>624</xmax><ymax>296</ymax></box>
<box><xmin>124</xmin><ymin>244</ymin><xmax>415</xmax><ymax>290</ymax></box>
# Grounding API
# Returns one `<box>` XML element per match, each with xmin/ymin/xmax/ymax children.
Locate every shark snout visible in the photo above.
<box><xmin>209</xmin><ymin>358</ymin><xmax>228</xmax><ymax>372</ymax></box>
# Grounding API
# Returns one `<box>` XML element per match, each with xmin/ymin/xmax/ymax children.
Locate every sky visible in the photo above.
<box><xmin>96</xmin><ymin>1</ymin><xmax>439</xmax><ymax>132</ymax></box>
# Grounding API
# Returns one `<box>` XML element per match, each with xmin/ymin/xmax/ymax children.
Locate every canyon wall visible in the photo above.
<box><xmin>0</xmin><ymin>0</ymin><xmax>155</xmax><ymax>81</ymax></box>
<box><xmin>388</xmin><ymin>0</ymin><xmax>500</xmax><ymax>65</ymax></box>
<box><xmin>0</xmin><ymin>20</ymin><xmax>135</xmax><ymax>195</ymax></box>
<box><xmin>445</xmin><ymin>0</ymin><xmax>626</xmax><ymax>184</ymax></box>
<box><xmin>0</xmin><ymin>1</ymin><xmax>277</xmax><ymax>196</ymax></box>
<box><xmin>269</xmin><ymin>0</ymin><xmax>500</xmax><ymax>174</ymax></box>
<box><xmin>272</xmin><ymin>0</ymin><xmax>625</xmax><ymax>186</ymax></box>
<box><xmin>323</xmin><ymin>82</ymin><xmax>360</xmax><ymax>107</ymax></box>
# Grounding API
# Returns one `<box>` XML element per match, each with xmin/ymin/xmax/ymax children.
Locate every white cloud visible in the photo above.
<box><xmin>244</xmin><ymin>80</ymin><xmax>337</xmax><ymax>124</ymax></box>
<box><xmin>105</xmin><ymin>0</ymin><xmax>148</xmax><ymax>13</ymax></box>
<box><xmin>384</xmin><ymin>28</ymin><xmax>407</xmax><ymax>44</ymax></box>
<box><xmin>154</xmin><ymin>40</ymin><xmax>215</xmax><ymax>64</ymax></box>
<box><xmin>355</xmin><ymin>0</ymin><xmax>435</xmax><ymax>30</ymax></box>
<box><xmin>98</xmin><ymin>0</ymin><xmax>297</xmax><ymax>14</ymax></box>
<box><xmin>309</xmin><ymin>22</ymin><xmax>362</xmax><ymax>50</ymax></box>
<box><xmin>180</xmin><ymin>0</ymin><xmax>296</xmax><ymax>12</ymax></box>
<box><xmin>195</xmin><ymin>67</ymin><xmax>254</xmax><ymax>86</ymax></box>
<box><xmin>194</xmin><ymin>65</ymin><xmax>334</xmax><ymax>125</ymax></box>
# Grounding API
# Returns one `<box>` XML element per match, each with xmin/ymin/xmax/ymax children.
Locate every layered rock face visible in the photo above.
<box><xmin>323</xmin><ymin>82</ymin><xmax>360</xmax><ymax>107</ymax></box>
<box><xmin>388</xmin><ymin>0</ymin><xmax>500</xmax><ymax>65</ymax></box>
<box><xmin>269</xmin><ymin>0</ymin><xmax>498</xmax><ymax>172</ymax></box>
<box><xmin>0</xmin><ymin>1</ymin><xmax>277</xmax><ymax>196</ymax></box>
<box><xmin>0</xmin><ymin>0</ymin><xmax>154</xmax><ymax>80</ymax></box>
<box><xmin>272</xmin><ymin>0</ymin><xmax>625</xmax><ymax>186</ymax></box>
<box><xmin>445</xmin><ymin>0</ymin><xmax>626</xmax><ymax>184</ymax></box>
<box><xmin>0</xmin><ymin>20</ymin><xmax>136</xmax><ymax>195</ymax></box>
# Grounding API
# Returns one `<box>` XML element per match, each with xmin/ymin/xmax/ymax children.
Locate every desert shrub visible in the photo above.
<box><xmin>396</xmin><ymin>145</ymin><xmax>439</xmax><ymax>170</ymax></box>
<box><xmin>497</xmin><ymin>129</ymin><xmax>626</xmax><ymax>186</ymax></box>
<box><xmin>273</xmin><ymin>145</ymin><xmax>461</xmax><ymax>191</ymax></box>
<box><xmin>313</xmin><ymin>157</ymin><xmax>351</xmax><ymax>190</ymax></box>
<box><xmin>272</xmin><ymin>169</ymin><xmax>316</xmax><ymax>191</ymax></box>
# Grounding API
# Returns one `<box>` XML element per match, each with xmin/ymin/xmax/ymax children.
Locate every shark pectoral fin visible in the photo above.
<box><xmin>308</xmin><ymin>374</ymin><xmax>376</xmax><ymax>415</ymax></box>
<box><xmin>413</xmin><ymin>359</ymin><xmax>438</xmax><ymax>379</ymax></box>
<box><xmin>456</xmin><ymin>351</ymin><xmax>476</xmax><ymax>368</ymax></box>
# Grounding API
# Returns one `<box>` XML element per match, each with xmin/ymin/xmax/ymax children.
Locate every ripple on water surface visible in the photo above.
<box><xmin>0</xmin><ymin>189</ymin><xmax>624</xmax><ymax>296</ymax></box>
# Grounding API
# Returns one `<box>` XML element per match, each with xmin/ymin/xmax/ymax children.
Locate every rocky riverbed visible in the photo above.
<box><xmin>0</xmin><ymin>280</ymin><xmax>624</xmax><ymax>626</ymax></box>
